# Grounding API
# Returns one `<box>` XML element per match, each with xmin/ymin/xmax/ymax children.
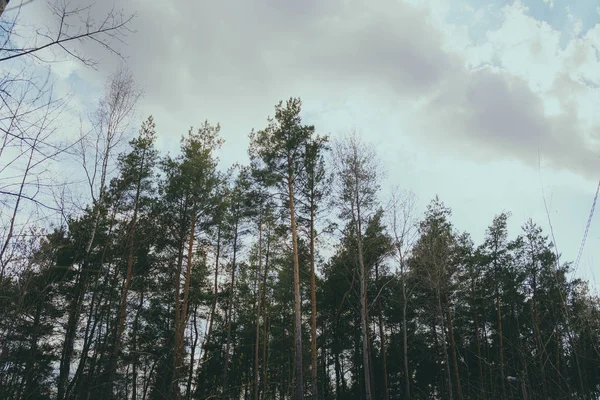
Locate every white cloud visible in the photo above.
<box><xmin>19</xmin><ymin>0</ymin><xmax>600</xmax><ymax>180</ymax></box>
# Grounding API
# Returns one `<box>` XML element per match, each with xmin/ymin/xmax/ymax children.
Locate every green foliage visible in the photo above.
<box><xmin>1</xmin><ymin>98</ymin><xmax>600</xmax><ymax>400</ymax></box>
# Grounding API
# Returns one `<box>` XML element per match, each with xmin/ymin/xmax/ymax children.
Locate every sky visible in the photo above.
<box><xmin>6</xmin><ymin>0</ymin><xmax>600</xmax><ymax>289</ymax></box>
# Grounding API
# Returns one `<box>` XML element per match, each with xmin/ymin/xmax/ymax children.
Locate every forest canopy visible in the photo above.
<box><xmin>1</xmin><ymin>94</ymin><xmax>600</xmax><ymax>400</ymax></box>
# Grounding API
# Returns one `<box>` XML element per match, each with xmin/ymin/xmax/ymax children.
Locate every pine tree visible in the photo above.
<box><xmin>249</xmin><ymin>97</ymin><xmax>317</xmax><ymax>400</ymax></box>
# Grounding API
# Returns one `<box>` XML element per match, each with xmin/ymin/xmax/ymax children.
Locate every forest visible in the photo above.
<box><xmin>1</xmin><ymin>2</ymin><xmax>600</xmax><ymax>400</ymax></box>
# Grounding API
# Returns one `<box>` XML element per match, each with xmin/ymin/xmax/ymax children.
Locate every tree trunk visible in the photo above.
<box><xmin>532</xmin><ymin>294</ymin><xmax>549</xmax><ymax>399</ymax></box>
<box><xmin>172</xmin><ymin>234</ymin><xmax>185</xmax><ymax>393</ymax></box>
<box><xmin>262</xmin><ymin>228</ymin><xmax>271</xmax><ymax>397</ymax></box>
<box><xmin>445</xmin><ymin>294</ymin><xmax>463</xmax><ymax>400</ymax></box>
<box><xmin>254</xmin><ymin>216</ymin><xmax>263</xmax><ymax>400</ymax></box>
<box><xmin>202</xmin><ymin>224</ymin><xmax>221</xmax><ymax>364</ymax></box>
<box><xmin>474</xmin><ymin>302</ymin><xmax>484</xmax><ymax>398</ymax></box>
<box><xmin>375</xmin><ymin>263</ymin><xmax>389</xmax><ymax>400</ymax></box>
<box><xmin>334</xmin><ymin>343</ymin><xmax>342</xmax><ymax>399</ymax></box>
<box><xmin>309</xmin><ymin>199</ymin><xmax>319</xmax><ymax>400</ymax></box>
<box><xmin>131</xmin><ymin>290</ymin><xmax>143</xmax><ymax>400</ymax></box>
<box><xmin>173</xmin><ymin>196</ymin><xmax>197</xmax><ymax>397</ymax></box>
<box><xmin>400</xmin><ymin>263</ymin><xmax>410</xmax><ymax>400</ymax></box>
<box><xmin>108</xmin><ymin>147</ymin><xmax>146</xmax><ymax>395</ymax></box>
<box><xmin>58</xmin><ymin>203</ymin><xmax>103</xmax><ymax>400</ymax></box>
<box><xmin>68</xmin><ymin>209</ymin><xmax>119</xmax><ymax>399</ymax></box>
<box><xmin>186</xmin><ymin>304</ymin><xmax>200</xmax><ymax>400</ymax></box>
<box><xmin>513</xmin><ymin>305</ymin><xmax>529</xmax><ymax>400</ymax></box>
<box><xmin>437</xmin><ymin>289</ymin><xmax>453</xmax><ymax>400</ymax></box>
<box><xmin>353</xmin><ymin>187</ymin><xmax>371</xmax><ymax>400</ymax></box>
<box><xmin>223</xmin><ymin>219</ymin><xmax>239</xmax><ymax>397</ymax></box>
<box><xmin>22</xmin><ymin>302</ymin><xmax>42</xmax><ymax>399</ymax></box>
<box><xmin>58</xmin><ymin>265</ymin><xmax>88</xmax><ymax>400</ymax></box>
<box><xmin>286</xmin><ymin>155</ymin><xmax>304</xmax><ymax>400</ymax></box>
<box><xmin>497</xmin><ymin>295</ymin><xmax>507</xmax><ymax>400</ymax></box>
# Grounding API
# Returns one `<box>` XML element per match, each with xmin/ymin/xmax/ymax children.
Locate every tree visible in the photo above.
<box><xmin>4</xmin><ymin>93</ymin><xmax>600</xmax><ymax>400</ymax></box>
<box><xmin>410</xmin><ymin>196</ymin><xmax>462</xmax><ymax>400</ymax></box>
<box><xmin>106</xmin><ymin>116</ymin><xmax>159</xmax><ymax>396</ymax></box>
<box><xmin>480</xmin><ymin>212</ymin><xmax>512</xmax><ymax>398</ymax></box>
<box><xmin>249</xmin><ymin>97</ymin><xmax>317</xmax><ymax>400</ymax></box>
<box><xmin>58</xmin><ymin>69</ymin><xmax>140</xmax><ymax>400</ymax></box>
<box><xmin>0</xmin><ymin>1</ymin><xmax>134</xmax><ymax>280</ymax></box>
<box><xmin>161</xmin><ymin>121</ymin><xmax>223</xmax><ymax>396</ymax></box>
<box><xmin>332</xmin><ymin>132</ymin><xmax>381</xmax><ymax>400</ymax></box>
<box><xmin>388</xmin><ymin>188</ymin><xmax>418</xmax><ymax>400</ymax></box>
<box><xmin>222</xmin><ymin>166</ymin><xmax>253</xmax><ymax>398</ymax></box>
<box><xmin>300</xmin><ymin>134</ymin><xmax>330</xmax><ymax>400</ymax></box>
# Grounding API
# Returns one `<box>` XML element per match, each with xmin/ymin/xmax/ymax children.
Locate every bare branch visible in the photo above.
<box><xmin>0</xmin><ymin>2</ymin><xmax>135</xmax><ymax>66</ymax></box>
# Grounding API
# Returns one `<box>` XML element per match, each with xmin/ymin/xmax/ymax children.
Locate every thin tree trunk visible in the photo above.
<box><xmin>174</xmin><ymin>197</ymin><xmax>197</xmax><ymax>395</ymax></box>
<box><xmin>334</xmin><ymin>343</ymin><xmax>342</xmax><ymax>399</ymax></box>
<box><xmin>528</xmin><ymin>250</ymin><xmax>549</xmax><ymax>400</ymax></box>
<box><xmin>513</xmin><ymin>305</ymin><xmax>529</xmax><ymax>400</ymax></box>
<box><xmin>254</xmin><ymin>215</ymin><xmax>263</xmax><ymax>400</ymax></box>
<box><xmin>481</xmin><ymin>298</ymin><xmax>494</xmax><ymax>399</ymax></box>
<box><xmin>68</xmin><ymin>201</ymin><xmax>121</xmax><ymax>399</ymax></box>
<box><xmin>437</xmin><ymin>289</ymin><xmax>453</xmax><ymax>400</ymax></box>
<box><xmin>366</xmin><ymin>293</ymin><xmax>376</xmax><ymax>397</ymax></box>
<box><xmin>352</xmin><ymin>169</ymin><xmax>372</xmax><ymax>400</ymax></box>
<box><xmin>58</xmin><ymin>201</ymin><xmax>104</xmax><ymax>400</ymax></box>
<box><xmin>108</xmin><ymin>146</ymin><xmax>147</xmax><ymax>395</ymax></box>
<box><xmin>445</xmin><ymin>294</ymin><xmax>463</xmax><ymax>400</ymax></box>
<box><xmin>309</xmin><ymin>199</ymin><xmax>319</xmax><ymax>400</ymax></box>
<box><xmin>375</xmin><ymin>263</ymin><xmax>389</xmax><ymax>400</ymax></box>
<box><xmin>555</xmin><ymin>325</ymin><xmax>563</xmax><ymax>396</ymax></box>
<box><xmin>223</xmin><ymin>219</ymin><xmax>239</xmax><ymax>397</ymax></box>
<box><xmin>58</xmin><ymin>265</ymin><xmax>87</xmax><ymax>400</ymax></box>
<box><xmin>286</xmin><ymin>156</ymin><xmax>304</xmax><ymax>400</ymax></box>
<box><xmin>186</xmin><ymin>304</ymin><xmax>199</xmax><ymax>400</ymax></box>
<box><xmin>474</xmin><ymin>301</ymin><xmax>484</xmax><ymax>398</ymax></box>
<box><xmin>497</xmin><ymin>295</ymin><xmax>507</xmax><ymax>400</ymax></box>
<box><xmin>132</xmin><ymin>290</ymin><xmax>144</xmax><ymax>400</ymax></box>
<box><xmin>180</xmin><ymin>198</ymin><xmax>197</xmax><ymax>348</ymax></box>
<box><xmin>262</xmin><ymin>229</ymin><xmax>271</xmax><ymax>397</ymax></box>
<box><xmin>143</xmin><ymin>359</ymin><xmax>158</xmax><ymax>400</ymax></box>
<box><xmin>22</xmin><ymin>302</ymin><xmax>42</xmax><ymax>399</ymax></box>
<box><xmin>532</xmin><ymin>294</ymin><xmax>549</xmax><ymax>399</ymax></box>
<box><xmin>400</xmin><ymin>263</ymin><xmax>410</xmax><ymax>400</ymax></box>
<box><xmin>173</xmin><ymin>236</ymin><xmax>185</xmax><ymax>391</ymax></box>
<box><xmin>202</xmin><ymin>224</ymin><xmax>221</xmax><ymax>364</ymax></box>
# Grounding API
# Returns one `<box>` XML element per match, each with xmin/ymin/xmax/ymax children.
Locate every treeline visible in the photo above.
<box><xmin>1</xmin><ymin>91</ymin><xmax>600</xmax><ymax>400</ymax></box>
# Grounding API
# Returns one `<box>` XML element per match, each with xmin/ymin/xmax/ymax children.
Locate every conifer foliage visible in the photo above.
<box><xmin>1</xmin><ymin>94</ymin><xmax>600</xmax><ymax>400</ymax></box>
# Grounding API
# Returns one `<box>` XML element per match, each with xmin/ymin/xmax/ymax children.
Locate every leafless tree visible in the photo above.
<box><xmin>387</xmin><ymin>187</ymin><xmax>418</xmax><ymax>400</ymax></box>
<box><xmin>58</xmin><ymin>68</ymin><xmax>140</xmax><ymax>400</ymax></box>
<box><xmin>78</xmin><ymin>67</ymin><xmax>140</xmax><ymax>241</ymax></box>
<box><xmin>0</xmin><ymin>73</ymin><xmax>67</xmax><ymax>278</ymax></box>
<box><xmin>0</xmin><ymin>0</ymin><xmax>135</xmax><ymax>281</ymax></box>
<box><xmin>331</xmin><ymin>131</ymin><xmax>382</xmax><ymax>400</ymax></box>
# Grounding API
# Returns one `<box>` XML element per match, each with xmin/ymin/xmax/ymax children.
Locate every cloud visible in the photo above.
<box><xmin>19</xmin><ymin>0</ymin><xmax>600</xmax><ymax>178</ymax></box>
<box><xmin>424</xmin><ymin>67</ymin><xmax>600</xmax><ymax>173</ymax></box>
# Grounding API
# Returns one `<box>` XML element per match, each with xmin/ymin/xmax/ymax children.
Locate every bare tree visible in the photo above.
<box><xmin>0</xmin><ymin>0</ymin><xmax>135</xmax><ymax>280</ymax></box>
<box><xmin>332</xmin><ymin>131</ymin><xmax>382</xmax><ymax>400</ymax></box>
<box><xmin>388</xmin><ymin>187</ymin><xmax>418</xmax><ymax>400</ymax></box>
<box><xmin>0</xmin><ymin>76</ymin><xmax>65</xmax><ymax>278</ymax></box>
<box><xmin>58</xmin><ymin>68</ymin><xmax>140</xmax><ymax>400</ymax></box>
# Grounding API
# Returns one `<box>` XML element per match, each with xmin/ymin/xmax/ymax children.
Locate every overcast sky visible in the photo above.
<box><xmin>11</xmin><ymin>0</ymin><xmax>600</xmax><ymax>289</ymax></box>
